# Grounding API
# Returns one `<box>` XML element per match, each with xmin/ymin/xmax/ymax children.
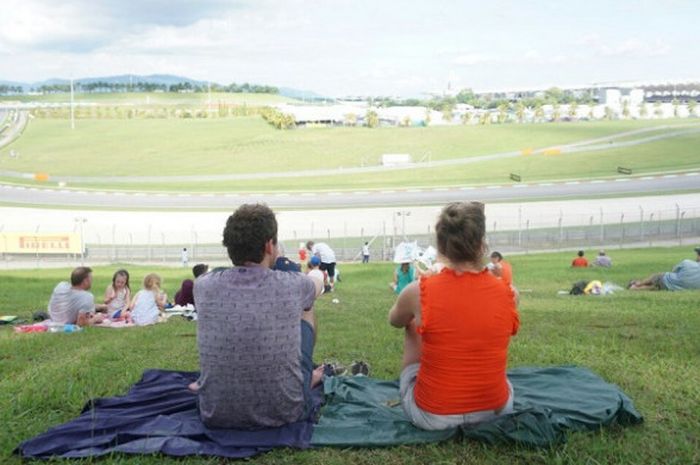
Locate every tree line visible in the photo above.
<box><xmin>371</xmin><ymin>87</ymin><xmax>597</xmax><ymax>111</ymax></box>
<box><xmin>0</xmin><ymin>85</ymin><xmax>23</xmax><ymax>95</ymax></box>
<box><xmin>0</xmin><ymin>81</ymin><xmax>278</xmax><ymax>95</ymax></box>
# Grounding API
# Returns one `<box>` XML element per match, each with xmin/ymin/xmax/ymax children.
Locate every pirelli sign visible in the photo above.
<box><xmin>0</xmin><ymin>233</ymin><xmax>82</xmax><ymax>254</ymax></box>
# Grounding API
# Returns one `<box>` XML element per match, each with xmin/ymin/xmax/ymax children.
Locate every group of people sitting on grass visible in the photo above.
<box><xmin>47</xmin><ymin>263</ymin><xmax>210</xmax><ymax>327</ymax></box>
<box><xmin>44</xmin><ymin>202</ymin><xmax>700</xmax><ymax>434</ymax></box>
<box><xmin>570</xmin><ymin>247</ymin><xmax>700</xmax><ymax>291</ymax></box>
<box><xmin>571</xmin><ymin>249</ymin><xmax>612</xmax><ymax>268</ymax></box>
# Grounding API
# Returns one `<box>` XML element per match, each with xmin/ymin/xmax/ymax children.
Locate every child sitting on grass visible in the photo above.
<box><xmin>129</xmin><ymin>273</ymin><xmax>167</xmax><ymax>326</ymax></box>
<box><xmin>104</xmin><ymin>269</ymin><xmax>131</xmax><ymax>321</ymax></box>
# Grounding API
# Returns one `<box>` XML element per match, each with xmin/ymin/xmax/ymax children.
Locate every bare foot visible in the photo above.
<box><xmin>310</xmin><ymin>365</ymin><xmax>325</xmax><ymax>388</ymax></box>
<box><xmin>188</xmin><ymin>381</ymin><xmax>200</xmax><ymax>393</ymax></box>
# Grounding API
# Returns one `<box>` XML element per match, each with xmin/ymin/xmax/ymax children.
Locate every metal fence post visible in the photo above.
<box><xmin>112</xmin><ymin>224</ymin><xmax>117</xmax><ymax>262</ymax></box>
<box><xmin>147</xmin><ymin>224</ymin><xmax>152</xmax><ymax>261</ymax></box>
<box><xmin>525</xmin><ymin>219</ymin><xmax>530</xmax><ymax>254</ymax></box>
<box><xmin>619</xmin><ymin>213</ymin><xmax>625</xmax><ymax>249</ymax></box>
<box><xmin>599</xmin><ymin>208</ymin><xmax>604</xmax><ymax>245</ymax></box>
<box><xmin>558</xmin><ymin>212</ymin><xmax>563</xmax><ymax>250</ymax></box>
<box><xmin>343</xmin><ymin>222</ymin><xmax>347</xmax><ymax>261</ymax></box>
<box><xmin>639</xmin><ymin>206</ymin><xmax>644</xmax><ymax>242</ymax></box>
<box><xmin>648</xmin><ymin>213</ymin><xmax>654</xmax><ymax>246</ymax></box>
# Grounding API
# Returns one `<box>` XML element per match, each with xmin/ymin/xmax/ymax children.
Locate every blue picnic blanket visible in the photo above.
<box><xmin>16</xmin><ymin>366</ymin><xmax>643</xmax><ymax>459</ymax></box>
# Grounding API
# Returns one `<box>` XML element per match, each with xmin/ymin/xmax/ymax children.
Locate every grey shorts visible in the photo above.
<box><xmin>399</xmin><ymin>363</ymin><xmax>514</xmax><ymax>431</ymax></box>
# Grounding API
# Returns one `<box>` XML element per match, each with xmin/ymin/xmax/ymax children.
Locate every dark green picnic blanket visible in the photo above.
<box><xmin>311</xmin><ymin>365</ymin><xmax>643</xmax><ymax>448</ymax></box>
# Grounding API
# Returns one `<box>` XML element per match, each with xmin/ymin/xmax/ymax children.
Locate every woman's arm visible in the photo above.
<box><xmin>104</xmin><ymin>285</ymin><xmax>115</xmax><ymax>304</ymax></box>
<box><xmin>388</xmin><ymin>281</ymin><xmax>421</xmax><ymax>328</ymax></box>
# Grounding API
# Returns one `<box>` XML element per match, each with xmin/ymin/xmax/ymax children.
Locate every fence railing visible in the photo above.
<box><xmin>3</xmin><ymin>214</ymin><xmax>699</xmax><ymax>267</ymax></box>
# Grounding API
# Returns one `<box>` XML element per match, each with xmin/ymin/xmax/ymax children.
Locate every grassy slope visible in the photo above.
<box><xmin>1</xmin><ymin>118</ymin><xmax>694</xmax><ymax>177</ymax></box>
<box><xmin>1</xmin><ymin>246</ymin><xmax>699</xmax><ymax>464</ymax></box>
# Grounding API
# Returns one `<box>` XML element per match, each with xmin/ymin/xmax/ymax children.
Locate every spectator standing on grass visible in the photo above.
<box><xmin>488</xmin><ymin>251</ymin><xmax>513</xmax><ymax>287</ymax></box>
<box><xmin>389</xmin><ymin>202</ymin><xmax>520</xmax><ymax>431</ymax></box>
<box><xmin>362</xmin><ymin>241</ymin><xmax>370</xmax><ymax>263</ymax></box>
<box><xmin>307</xmin><ymin>240</ymin><xmax>337</xmax><ymax>290</ymax></box>
<box><xmin>191</xmin><ymin>204</ymin><xmax>324</xmax><ymax>429</ymax></box>
<box><xmin>593</xmin><ymin>250</ymin><xmax>612</xmax><ymax>268</ymax></box>
<box><xmin>130</xmin><ymin>273</ymin><xmax>167</xmax><ymax>326</ymax></box>
<box><xmin>48</xmin><ymin>266</ymin><xmax>107</xmax><ymax>326</ymax></box>
<box><xmin>298</xmin><ymin>242</ymin><xmax>308</xmax><ymax>263</ymax></box>
<box><xmin>181</xmin><ymin>248</ymin><xmax>189</xmax><ymax>267</ymax></box>
<box><xmin>571</xmin><ymin>250</ymin><xmax>589</xmax><ymax>268</ymax></box>
<box><xmin>175</xmin><ymin>264</ymin><xmax>209</xmax><ymax>307</ymax></box>
<box><xmin>628</xmin><ymin>247</ymin><xmax>700</xmax><ymax>291</ymax></box>
<box><xmin>104</xmin><ymin>269</ymin><xmax>131</xmax><ymax>319</ymax></box>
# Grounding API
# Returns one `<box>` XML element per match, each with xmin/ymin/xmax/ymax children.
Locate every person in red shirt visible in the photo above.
<box><xmin>388</xmin><ymin>202</ymin><xmax>520</xmax><ymax>431</ymax></box>
<box><xmin>488</xmin><ymin>251</ymin><xmax>513</xmax><ymax>287</ymax></box>
<box><xmin>298</xmin><ymin>242</ymin><xmax>308</xmax><ymax>263</ymax></box>
<box><xmin>571</xmin><ymin>250</ymin><xmax>589</xmax><ymax>267</ymax></box>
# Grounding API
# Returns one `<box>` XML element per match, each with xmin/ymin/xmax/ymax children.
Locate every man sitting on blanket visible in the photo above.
<box><xmin>48</xmin><ymin>266</ymin><xmax>108</xmax><ymax>326</ymax></box>
<box><xmin>190</xmin><ymin>203</ymin><xmax>324</xmax><ymax>429</ymax></box>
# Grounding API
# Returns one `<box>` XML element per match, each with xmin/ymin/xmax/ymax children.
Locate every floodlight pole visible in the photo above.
<box><xmin>70</xmin><ymin>78</ymin><xmax>75</xmax><ymax>130</ymax></box>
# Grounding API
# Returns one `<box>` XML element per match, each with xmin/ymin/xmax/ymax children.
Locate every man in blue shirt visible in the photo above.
<box><xmin>628</xmin><ymin>247</ymin><xmax>700</xmax><ymax>291</ymax></box>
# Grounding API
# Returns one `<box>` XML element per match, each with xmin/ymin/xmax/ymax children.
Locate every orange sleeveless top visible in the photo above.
<box><xmin>415</xmin><ymin>268</ymin><xmax>520</xmax><ymax>415</ymax></box>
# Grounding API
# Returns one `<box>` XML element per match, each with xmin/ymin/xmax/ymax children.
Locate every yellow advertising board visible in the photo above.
<box><xmin>0</xmin><ymin>233</ymin><xmax>82</xmax><ymax>254</ymax></box>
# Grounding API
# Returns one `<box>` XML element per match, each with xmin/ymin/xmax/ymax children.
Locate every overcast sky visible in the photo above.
<box><xmin>0</xmin><ymin>0</ymin><xmax>697</xmax><ymax>97</ymax></box>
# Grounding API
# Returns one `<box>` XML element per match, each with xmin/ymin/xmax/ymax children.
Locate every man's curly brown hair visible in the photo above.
<box><xmin>223</xmin><ymin>204</ymin><xmax>278</xmax><ymax>266</ymax></box>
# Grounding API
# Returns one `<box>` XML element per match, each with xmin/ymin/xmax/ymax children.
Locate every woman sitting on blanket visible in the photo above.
<box><xmin>104</xmin><ymin>269</ymin><xmax>131</xmax><ymax>321</ymax></box>
<box><xmin>389</xmin><ymin>201</ymin><xmax>520</xmax><ymax>430</ymax></box>
<box><xmin>130</xmin><ymin>273</ymin><xmax>167</xmax><ymax>326</ymax></box>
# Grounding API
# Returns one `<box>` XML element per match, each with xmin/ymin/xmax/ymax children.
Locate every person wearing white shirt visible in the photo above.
<box><xmin>306</xmin><ymin>241</ymin><xmax>337</xmax><ymax>289</ymax></box>
<box><xmin>362</xmin><ymin>242</ymin><xmax>370</xmax><ymax>263</ymax></box>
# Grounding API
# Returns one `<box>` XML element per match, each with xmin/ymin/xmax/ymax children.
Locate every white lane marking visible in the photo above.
<box><xmin>95</xmin><ymin>191</ymin><xmax>107</xmax><ymax>195</ymax></box>
<box><xmin>663</xmin><ymin>174</ymin><xmax>678</xmax><ymax>178</ymax></box>
<box><xmin>301</xmin><ymin>193</ymin><xmax>316</xmax><ymax>197</ymax></box>
<box><xmin>353</xmin><ymin>191</ymin><xmax>369</xmax><ymax>195</ymax></box>
<box><xmin>614</xmin><ymin>178</ymin><xmax>630</xmax><ymax>182</ymax></box>
<box><xmin>406</xmin><ymin>189</ymin><xmax>422</xmax><ymax>193</ymax></box>
<box><xmin>133</xmin><ymin>193</ymin><xmax>145</xmax><ymax>197</ymax></box>
<box><xmin>114</xmin><ymin>192</ymin><xmax>126</xmax><ymax>196</ymax></box>
<box><xmin>486</xmin><ymin>185</ymin><xmax>502</xmax><ymax>189</ymax></box>
<box><xmin>380</xmin><ymin>190</ymin><xmax>396</xmax><ymax>194</ymax></box>
<box><xmin>433</xmin><ymin>188</ymin><xmax>449</xmax><ymax>192</ymax></box>
<box><xmin>513</xmin><ymin>184</ymin><xmax>529</xmax><ymax>188</ymax></box>
<box><xmin>685</xmin><ymin>172</ymin><xmax>699</xmax><ymax>176</ymax></box>
<box><xmin>640</xmin><ymin>176</ymin><xmax>654</xmax><ymax>180</ymax></box>
<box><xmin>590</xmin><ymin>180</ymin><xmax>605</xmax><ymax>184</ymax></box>
<box><xmin>460</xmin><ymin>187</ymin><xmax>475</xmax><ymax>191</ymax></box>
<box><xmin>537</xmin><ymin>183</ymin><xmax>553</xmax><ymax>187</ymax></box>
<box><xmin>565</xmin><ymin>181</ymin><xmax>580</xmax><ymax>185</ymax></box>
<box><xmin>76</xmin><ymin>191</ymin><xmax>88</xmax><ymax>195</ymax></box>
<box><xmin>327</xmin><ymin>192</ymin><xmax>342</xmax><ymax>196</ymax></box>
<box><xmin>155</xmin><ymin>193</ymin><xmax>167</xmax><ymax>197</ymax></box>
<box><xmin>202</xmin><ymin>193</ymin><xmax>214</xmax><ymax>197</ymax></box>
<box><xmin>275</xmin><ymin>193</ymin><xmax>290</xmax><ymax>197</ymax></box>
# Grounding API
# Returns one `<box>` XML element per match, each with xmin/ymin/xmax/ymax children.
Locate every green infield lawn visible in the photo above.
<box><xmin>1</xmin><ymin>246</ymin><xmax>699</xmax><ymax>464</ymax></box>
<box><xmin>2</xmin><ymin>118</ymin><xmax>699</xmax><ymax>193</ymax></box>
